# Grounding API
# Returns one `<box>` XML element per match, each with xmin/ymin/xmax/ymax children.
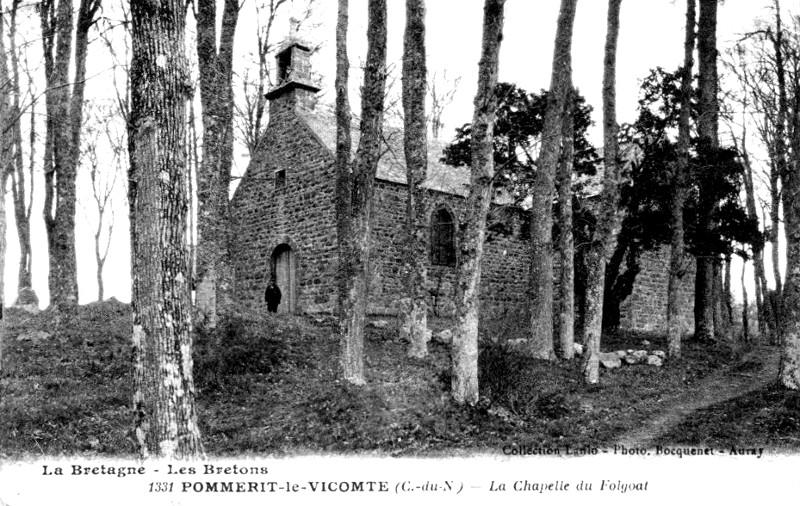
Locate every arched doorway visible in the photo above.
<box><xmin>271</xmin><ymin>244</ymin><xmax>297</xmax><ymax>313</ymax></box>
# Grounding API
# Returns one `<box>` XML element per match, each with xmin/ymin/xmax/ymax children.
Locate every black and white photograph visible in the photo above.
<box><xmin>0</xmin><ymin>0</ymin><xmax>798</xmax><ymax>504</ymax></box>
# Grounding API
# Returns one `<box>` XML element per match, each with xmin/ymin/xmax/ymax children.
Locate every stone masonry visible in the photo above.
<box><xmin>618</xmin><ymin>247</ymin><xmax>696</xmax><ymax>333</ymax></box>
<box><xmin>230</xmin><ymin>37</ymin><xmax>693</xmax><ymax>334</ymax></box>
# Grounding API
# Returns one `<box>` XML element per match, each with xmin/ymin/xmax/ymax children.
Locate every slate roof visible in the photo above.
<box><xmin>298</xmin><ymin>106</ymin><xmax>472</xmax><ymax>197</ymax></box>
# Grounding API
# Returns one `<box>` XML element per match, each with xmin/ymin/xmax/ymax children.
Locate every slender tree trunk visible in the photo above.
<box><xmin>401</xmin><ymin>0</ymin><xmax>430</xmax><ymax>359</ymax></box>
<box><xmin>335</xmin><ymin>0</ymin><xmax>352</xmax><ymax>336</ymax></box>
<box><xmin>724</xmin><ymin>254</ymin><xmax>733</xmax><ymax>323</ymax></box>
<box><xmin>0</xmin><ymin>169</ymin><xmax>6</xmax><ymax>328</ymax></box>
<box><xmin>0</xmin><ymin>2</ymin><xmax>9</xmax><ymax>330</ymax></box>
<box><xmin>452</xmin><ymin>0</ymin><xmax>506</xmax><ymax>405</ymax></box>
<box><xmin>0</xmin><ymin>170</ymin><xmax>6</xmax><ymax>316</ymax></box>
<box><xmin>583</xmin><ymin>0</ymin><xmax>623</xmax><ymax>384</ymax></box>
<box><xmin>557</xmin><ymin>88</ymin><xmax>575</xmax><ymax>360</ymax></box>
<box><xmin>742</xmin><ymin>261</ymin><xmax>749</xmax><ymax>342</ymax></box>
<box><xmin>128</xmin><ymin>0</ymin><xmax>203</xmax><ymax>458</ymax></box>
<box><xmin>188</xmin><ymin>99</ymin><xmax>199</xmax><ymax>286</ymax></box>
<box><xmin>0</xmin><ymin>3</ymin><xmax>11</xmax><ymax>325</ymax></box>
<box><xmin>712</xmin><ymin>259</ymin><xmax>730</xmax><ymax>342</ymax></box>
<box><xmin>694</xmin><ymin>0</ymin><xmax>719</xmax><ymax>341</ymax></box>
<box><xmin>194</xmin><ymin>0</ymin><xmax>239</xmax><ymax>328</ymax></box>
<box><xmin>771</xmin><ymin>0</ymin><xmax>789</xmax><ymax>337</ymax></box>
<box><xmin>0</xmin><ymin>169</ymin><xmax>7</xmax><ymax>332</ymax></box>
<box><xmin>529</xmin><ymin>0</ymin><xmax>577</xmax><ymax>361</ymax></box>
<box><xmin>95</xmin><ymin>225</ymin><xmax>105</xmax><ymax>301</ymax></box>
<box><xmin>9</xmin><ymin>0</ymin><xmax>35</xmax><ymax>302</ymax></box>
<box><xmin>741</xmin><ymin>122</ymin><xmax>772</xmax><ymax>342</ymax></box>
<box><xmin>666</xmin><ymin>0</ymin><xmax>695</xmax><ymax>358</ymax></box>
<box><xmin>770</xmin><ymin>165</ymin><xmax>782</xmax><ymax>296</ymax></box>
<box><xmin>340</xmin><ymin>0</ymin><xmax>388</xmax><ymax>385</ymax></box>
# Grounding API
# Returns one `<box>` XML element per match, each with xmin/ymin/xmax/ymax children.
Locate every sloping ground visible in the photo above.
<box><xmin>1</xmin><ymin>303</ymin><xmax>798</xmax><ymax>458</ymax></box>
<box><xmin>0</xmin><ymin>301</ymin><xmax>134</xmax><ymax>456</ymax></box>
<box><xmin>649</xmin><ymin>348</ymin><xmax>800</xmax><ymax>451</ymax></box>
<box><xmin>614</xmin><ymin>345</ymin><xmax>783</xmax><ymax>448</ymax></box>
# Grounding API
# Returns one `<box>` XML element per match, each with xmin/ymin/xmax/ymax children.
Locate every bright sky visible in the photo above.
<box><xmin>2</xmin><ymin>0</ymin><xmax>782</xmax><ymax>307</ymax></box>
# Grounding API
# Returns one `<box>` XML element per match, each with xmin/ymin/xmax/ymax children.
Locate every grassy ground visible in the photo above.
<box><xmin>1</xmin><ymin>299</ymin><xmax>797</xmax><ymax>458</ymax></box>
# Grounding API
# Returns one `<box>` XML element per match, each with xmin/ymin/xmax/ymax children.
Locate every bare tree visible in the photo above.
<box><xmin>451</xmin><ymin>0</ymin><xmax>506</xmax><ymax>405</ymax></box>
<box><xmin>428</xmin><ymin>70</ymin><xmax>460</xmax><ymax>140</ymax></box>
<box><xmin>666</xmin><ymin>0</ymin><xmax>696</xmax><ymax>358</ymax></box>
<box><xmin>80</xmin><ymin>106</ymin><xmax>121</xmax><ymax>301</ymax></box>
<box><xmin>128</xmin><ymin>0</ymin><xmax>203</xmax><ymax>457</ymax></box>
<box><xmin>0</xmin><ymin>0</ymin><xmax>11</xmax><ymax>327</ymax></box>
<box><xmin>98</xmin><ymin>1</ymin><xmax>131</xmax><ymax>123</ymax></box>
<box><xmin>726</xmin><ymin>5</ymin><xmax>797</xmax><ymax>344</ymax></box>
<box><xmin>530</xmin><ymin>0</ymin><xmax>578</xmax><ymax>360</ymax></box>
<box><xmin>339</xmin><ymin>0</ymin><xmax>388</xmax><ymax>385</ymax></box>
<box><xmin>9</xmin><ymin>0</ymin><xmax>37</xmax><ymax>306</ymax></box>
<box><xmin>735</xmin><ymin>103</ymin><xmax>775</xmax><ymax>341</ymax></box>
<box><xmin>39</xmin><ymin>0</ymin><xmax>102</xmax><ymax>309</ymax></box>
<box><xmin>235</xmin><ymin>0</ymin><xmax>318</xmax><ymax>157</ymax></box>
<box><xmin>401</xmin><ymin>0</ymin><xmax>430</xmax><ymax>358</ymax></box>
<box><xmin>583</xmin><ymin>0</ymin><xmax>623</xmax><ymax>384</ymax></box>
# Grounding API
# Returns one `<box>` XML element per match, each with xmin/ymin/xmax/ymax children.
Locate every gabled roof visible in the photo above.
<box><xmin>298</xmin><ymin>106</ymin><xmax>472</xmax><ymax>197</ymax></box>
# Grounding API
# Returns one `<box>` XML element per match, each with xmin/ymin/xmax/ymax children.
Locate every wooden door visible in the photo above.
<box><xmin>274</xmin><ymin>245</ymin><xmax>295</xmax><ymax>313</ymax></box>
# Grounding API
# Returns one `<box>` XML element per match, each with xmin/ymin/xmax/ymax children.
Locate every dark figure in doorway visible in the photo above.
<box><xmin>265</xmin><ymin>280</ymin><xmax>282</xmax><ymax>313</ymax></box>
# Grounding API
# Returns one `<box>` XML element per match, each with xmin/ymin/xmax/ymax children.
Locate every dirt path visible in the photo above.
<box><xmin>614</xmin><ymin>345</ymin><xmax>781</xmax><ymax>448</ymax></box>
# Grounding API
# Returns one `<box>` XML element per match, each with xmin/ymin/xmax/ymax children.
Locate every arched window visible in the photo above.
<box><xmin>430</xmin><ymin>208</ymin><xmax>456</xmax><ymax>266</ymax></box>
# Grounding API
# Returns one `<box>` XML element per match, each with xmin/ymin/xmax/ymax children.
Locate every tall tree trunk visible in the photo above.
<box><xmin>0</xmin><ymin>168</ymin><xmax>7</xmax><ymax>334</ymax></box>
<box><xmin>40</xmin><ymin>0</ymin><xmax>75</xmax><ymax>309</ymax></box>
<box><xmin>340</xmin><ymin>0</ymin><xmax>388</xmax><ymax>385</ymax></box>
<box><xmin>529</xmin><ymin>0</ymin><xmax>578</xmax><ymax>361</ymax></box>
<box><xmin>557</xmin><ymin>88</ymin><xmax>576</xmax><ymax>360</ymax></box>
<box><xmin>452</xmin><ymin>0</ymin><xmax>506</xmax><ymax>405</ymax></box>
<box><xmin>770</xmin><ymin>162</ymin><xmax>782</xmax><ymax>296</ymax></box>
<box><xmin>128</xmin><ymin>0</ymin><xmax>203</xmax><ymax>458</ymax></box>
<box><xmin>741</xmin><ymin>117</ymin><xmax>773</xmax><ymax>342</ymax></box>
<box><xmin>39</xmin><ymin>0</ymin><xmax>100</xmax><ymax>309</ymax></box>
<box><xmin>712</xmin><ymin>259</ymin><xmax>730</xmax><ymax>342</ymax></box>
<box><xmin>583</xmin><ymin>0</ymin><xmax>623</xmax><ymax>384</ymax></box>
<box><xmin>778</xmin><ymin>0</ymin><xmax>800</xmax><ymax>389</ymax></box>
<box><xmin>0</xmin><ymin>1</ymin><xmax>10</xmax><ymax>332</ymax></box>
<box><xmin>9</xmin><ymin>0</ymin><xmax>35</xmax><ymax>303</ymax></box>
<box><xmin>335</xmin><ymin>0</ymin><xmax>352</xmax><ymax>340</ymax></box>
<box><xmin>402</xmin><ymin>0</ymin><xmax>430</xmax><ymax>359</ymax></box>
<box><xmin>724</xmin><ymin>254</ymin><xmax>733</xmax><ymax>324</ymax></box>
<box><xmin>0</xmin><ymin>169</ymin><xmax>6</xmax><ymax>327</ymax></box>
<box><xmin>771</xmin><ymin>0</ymin><xmax>790</xmax><ymax>339</ymax></box>
<box><xmin>666</xmin><ymin>0</ymin><xmax>695</xmax><ymax>358</ymax></box>
<box><xmin>694</xmin><ymin>0</ymin><xmax>718</xmax><ymax>341</ymax></box>
<box><xmin>742</xmin><ymin>261</ymin><xmax>750</xmax><ymax>342</ymax></box>
<box><xmin>194</xmin><ymin>0</ymin><xmax>239</xmax><ymax>328</ymax></box>
<box><xmin>772</xmin><ymin>0</ymin><xmax>788</xmax><ymax>300</ymax></box>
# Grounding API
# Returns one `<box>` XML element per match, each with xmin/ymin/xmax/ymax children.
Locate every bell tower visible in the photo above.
<box><xmin>265</xmin><ymin>18</ymin><xmax>320</xmax><ymax>111</ymax></box>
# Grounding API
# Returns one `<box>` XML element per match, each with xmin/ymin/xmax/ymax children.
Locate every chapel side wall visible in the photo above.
<box><xmin>369</xmin><ymin>180</ymin><xmax>531</xmax><ymax>326</ymax></box>
<box><xmin>230</xmin><ymin>99</ymin><xmax>338</xmax><ymax>314</ymax></box>
<box><xmin>618</xmin><ymin>246</ymin><xmax>696</xmax><ymax>333</ymax></box>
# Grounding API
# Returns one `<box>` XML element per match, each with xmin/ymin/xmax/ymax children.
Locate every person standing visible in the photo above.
<box><xmin>265</xmin><ymin>280</ymin><xmax>282</xmax><ymax>313</ymax></box>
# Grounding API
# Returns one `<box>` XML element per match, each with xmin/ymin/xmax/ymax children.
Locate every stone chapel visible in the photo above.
<box><xmin>229</xmin><ymin>37</ymin><xmax>695</xmax><ymax>334</ymax></box>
